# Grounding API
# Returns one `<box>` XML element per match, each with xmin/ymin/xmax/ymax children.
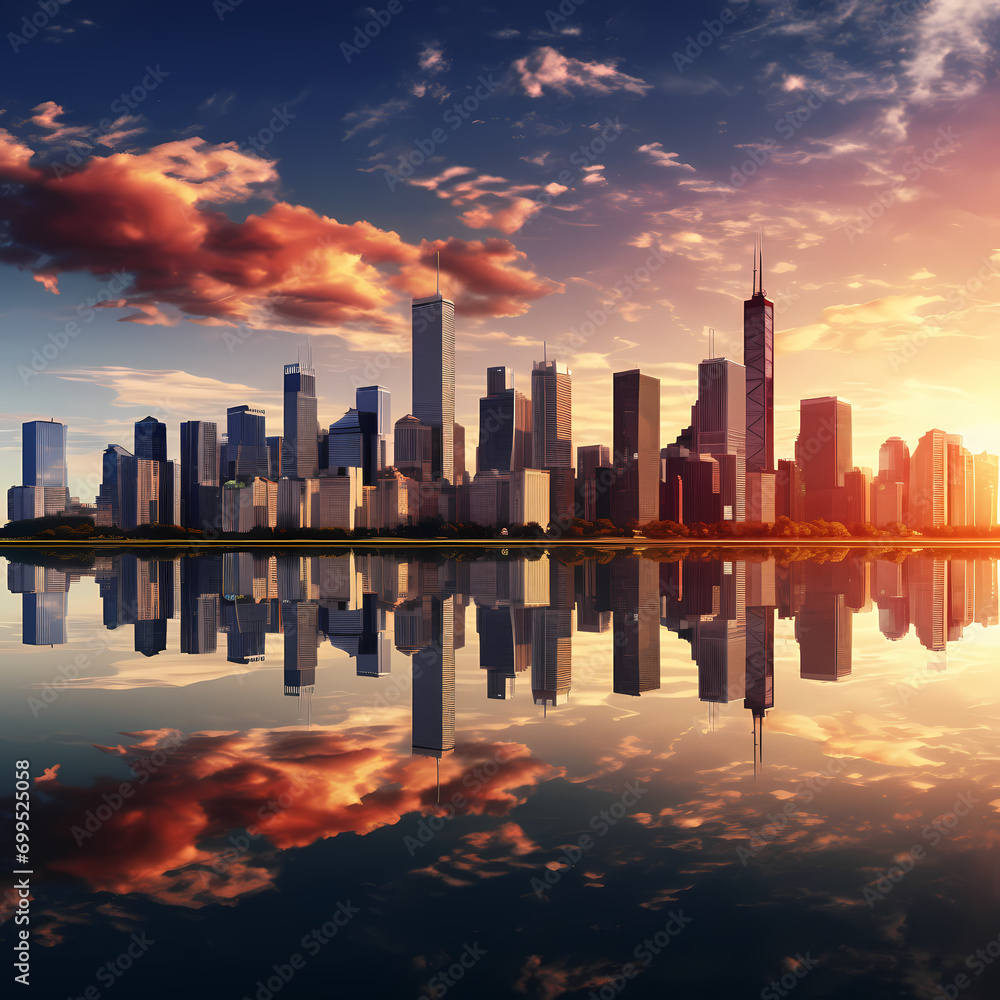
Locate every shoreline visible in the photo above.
<box><xmin>3</xmin><ymin>538</ymin><xmax>1000</xmax><ymax>549</ymax></box>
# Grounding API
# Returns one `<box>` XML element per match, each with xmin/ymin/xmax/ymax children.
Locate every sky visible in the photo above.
<box><xmin>2</xmin><ymin>0</ymin><xmax>1000</xmax><ymax>501</ymax></box>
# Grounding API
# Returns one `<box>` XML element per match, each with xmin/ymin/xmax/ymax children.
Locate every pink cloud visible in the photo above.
<box><xmin>0</xmin><ymin>131</ymin><xmax>562</xmax><ymax>335</ymax></box>
<box><xmin>512</xmin><ymin>47</ymin><xmax>653</xmax><ymax>98</ymax></box>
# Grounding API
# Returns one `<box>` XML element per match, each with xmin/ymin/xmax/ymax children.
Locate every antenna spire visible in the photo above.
<box><xmin>436</xmin><ymin>250</ymin><xmax>440</xmax><ymax>295</ymax></box>
<box><xmin>759</xmin><ymin>228</ymin><xmax>765</xmax><ymax>297</ymax></box>
<box><xmin>752</xmin><ymin>234</ymin><xmax>758</xmax><ymax>296</ymax></box>
<box><xmin>709</xmin><ymin>327</ymin><xmax>715</xmax><ymax>358</ymax></box>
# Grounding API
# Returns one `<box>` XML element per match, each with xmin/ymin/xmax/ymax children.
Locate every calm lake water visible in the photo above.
<box><xmin>3</xmin><ymin>546</ymin><xmax>999</xmax><ymax>1000</ymax></box>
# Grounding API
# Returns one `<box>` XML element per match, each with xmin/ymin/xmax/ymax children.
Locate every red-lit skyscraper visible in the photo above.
<box><xmin>743</xmin><ymin>237</ymin><xmax>774</xmax><ymax>477</ymax></box>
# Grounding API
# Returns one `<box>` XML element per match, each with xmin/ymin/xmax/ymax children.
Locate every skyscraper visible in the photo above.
<box><xmin>134</xmin><ymin>416</ymin><xmax>173</xmax><ymax>525</ymax></box>
<box><xmin>179</xmin><ymin>421</ymin><xmax>218</xmax><ymax>530</ymax></box>
<box><xmin>356</xmin><ymin>385</ymin><xmax>391</xmax><ymax>471</ymax></box>
<box><xmin>410</xmin><ymin>594</ymin><xmax>456</xmax><ymax>757</ymax></box>
<box><xmin>226</xmin><ymin>406</ymin><xmax>268</xmax><ymax>480</ymax></box>
<box><xmin>479</xmin><ymin>368</ymin><xmax>532</xmax><ymax>473</ymax></box>
<box><xmin>611</xmin><ymin>369</ymin><xmax>660</xmax><ymax>526</ymax></box>
<box><xmin>946</xmin><ymin>434</ymin><xmax>973</xmax><ymax>527</ymax></box>
<box><xmin>453</xmin><ymin>422</ymin><xmax>467</xmax><ymax>485</ymax></box>
<box><xmin>282</xmin><ymin>355</ymin><xmax>318</xmax><ymax>479</ymax></box>
<box><xmin>531</xmin><ymin>608</ymin><xmax>572</xmax><ymax>707</ymax></box>
<box><xmin>134</xmin><ymin>416</ymin><xmax>167</xmax><ymax>462</ymax></box>
<box><xmin>329</xmin><ymin>407</ymin><xmax>378</xmax><ymax>485</ymax></box>
<box><xmin>22</xmin><ymin>419</ymin><xmax>68</xmax><ymax>515</ymax></box>
<box><xmin>577</xmin><ymin>444</ymin><xmax>610</xmax><ymax>522</ymax></box>
<box><xmin>796</xmin><ymin>396</ymin><xmax>852</xmax><ymax>521</ymax></box>
<box><xmin>975</xmin><ymin>452</ymin><xmax>998</xmax><ymax>529</ymax></box>
<box><xmin>97</xmin><ymin>445</ymin><xmax>136</xmax><ymax>528</ymax></box>
<box><xmin>877</xmin><ymin>436</ymin><xmax>910</xmax><ymax>523</ymax></box>
<box><xmin>910</xmin><ymin>429</ymin><xmax>948</xmax><ymax>529</ymax></box>
<box><xmin>412</xmin><ymin>293</ymin><xmax>456</xmax><ymax>484</ymax></box>
<box><xmin>531</xmin><ymin>359</ymin><xmax>572</xmax><ymax>469</ymax></box>
<box><xmin>394</xmin><ymin>415</ymin><xmax>432</xmax><ymax>483</ymax></box>
<box><xmin>612</xmin><ymin>556</ymin><xmax>661</xmax><ymax>696</ymax></box>
<box><xmin>692</xmin><ymin>357</ymin><xmax>746</xmax><ymax>521</ymax></box>
<box><xmin>744</xmin><ymin>237</ymin><xmax>774</xmax><ymax>477</ymax></box>
<box><xmin>796</xmin><ymin>397</ymin><xmax>851</xmax><ymax>491</ymax></box>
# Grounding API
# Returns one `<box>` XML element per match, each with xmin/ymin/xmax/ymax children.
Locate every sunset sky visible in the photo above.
<box><xmin>3</xmin><ymin>0</ymin><xmax>1000</xmax><ymax>500</ymax></box>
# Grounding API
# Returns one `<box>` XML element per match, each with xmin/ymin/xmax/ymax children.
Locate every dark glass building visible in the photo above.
<box><xmin>134</xmin><ymin>416</ymin><xmax>174</xmax><ymax>525</ymax></box>
<box><xmin>98</xmin><ymin>445</ymin><xmax>136</xmax><ymax>528</ymax></box>
<box><xmin>356</xmin><ymin>385</ymin><xmax>391</xmax><ymax>473</ymax></box>
<box><xmin>226</xmin><ymin>405</ymin><xmax>268</xmax><ymax>480</ymax></box>
<box><xmin>611</xmin><ymin>369</ymin><xmax>660</xmax><ymax>526</ymax></box>
<box><xmin>796</xmin><ymin>397</ymin><xmax>852</xmax><ymax>489</ymax></box>
<box><xmin>744</xmin><ymin>241</ymin><xmax>775</xmax><ymax>476</ymax></box>
<box><xmin>283</xmin><ymin>360</ymin><xmax>318</xmax><ymax>479</ymax></box>
<box><xmin>22</xmin><ymin>419</ymin><xmax>68</xmax><ymax>490</ymax></box>
<box><xmin>179</xmin><ymin>421</ymin><xmax>218</xmax><ymax>530</ymax></box>
<box><xmin>411</xmin><ymin>294</ymin><xmax>456</xmax><ymax>484</ymax></box>
<box><xmin>478</xmin><ymin>367</ymin><xmax>532</xmax><ymax>474</ymax></box>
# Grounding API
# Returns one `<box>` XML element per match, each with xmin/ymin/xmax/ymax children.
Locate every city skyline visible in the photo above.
<box><xmin>7</xmin><ymin>258</ymin><xmax>999</xmax><ymax>533</ymax></box>
<box><xmin>3</xmin><ymin>1</ymin><xmax>1000</xmax><ymax>504</ymax></box>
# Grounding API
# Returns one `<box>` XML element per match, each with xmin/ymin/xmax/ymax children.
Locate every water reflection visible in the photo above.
<box><xmin>4</xmin><ymin>547</ymin><xmax>1000</xmax><ymax>999</ymax></box>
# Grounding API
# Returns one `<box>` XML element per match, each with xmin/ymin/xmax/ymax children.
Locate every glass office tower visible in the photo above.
<box><xmin>411</xmin><ymin>294</ymin><xmax>455</xmax><ymax>484</ymax></box>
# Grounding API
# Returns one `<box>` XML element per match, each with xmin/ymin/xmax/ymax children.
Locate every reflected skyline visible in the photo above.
<box><xmin>5</xmin><ymin>546</ymin><xmax>1000</xmax><ymax>1000</ymax></box>
<box><xmin>8</xmin><ymin>548</ymin><xmax>999</xmax><ymax>755</ymax></box>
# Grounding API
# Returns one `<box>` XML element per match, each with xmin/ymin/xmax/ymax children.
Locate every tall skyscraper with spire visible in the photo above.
<box><xmin>531</xmin><ymin>357</ymin><xmax>572</xmax><ymax>470</ymax></box>
<box><xmin>412</xmin><ymin>267</ymin><xmax>456</xmax><ymax>485</ymax></box>
<box><xmin>744</xmin><ymin>233</ymin><xmax>774</xmax><ymax>477</ymax></box>
<box><xmin>283</xmin><ymin>346</ymin><xmax>318</xmax><ymax>480</ymax></box>
<box><xmin>531</xmin><ymin>354</ymin><xmax>572</xmax><ymax>519</ymax></box>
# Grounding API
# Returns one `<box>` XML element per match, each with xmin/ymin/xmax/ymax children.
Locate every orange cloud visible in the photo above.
<box><xmin>0</xmin><ymin>131</ymin><xmax>561</xmax><ymax>337</ymax></box>
<box><xmin>512</xmin><ymin>47</ymin><xmax>652</xmax><ymax>98</ymax></box>
<box><xmin>32</xmin><ymin>728</ymin><xmax>556</xmax><ymax>911</ymax></box>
